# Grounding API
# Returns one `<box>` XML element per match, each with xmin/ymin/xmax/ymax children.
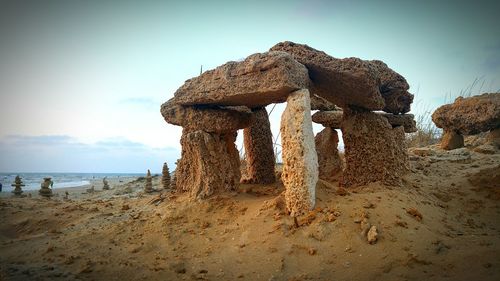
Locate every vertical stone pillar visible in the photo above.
<box><xmin>315</xmin><ymin>127</ymin><xmax>343</xmax><ymax>181</ymax></box>
<box><xmin>341</xmin><ymin>109</ymin><xmax>409</xmax><ymax>187</ymax></box>
<box><xmin>242</xmin><ymin>107</ymin><xmax>276</xmax><ymax>184</ymax></box>
<box><xmin>280</xmin><ymin>89</ymin><xmax>318</xmax><ymax>216</ymax></box>
<box><xmin>176</xmin><ymin>129</ymin><xmax>239</xmax><ymax>200</ymax></box>
<box><xmin>440</xmin><ymin>130</ymin><xmax>464</xmax><ymax>150</ymax></box>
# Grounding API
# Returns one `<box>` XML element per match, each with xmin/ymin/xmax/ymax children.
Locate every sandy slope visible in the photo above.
<box><xmin>0</xmin><ymin>148</ymin><xmax>499</xmax><ymax>281</ymax></box>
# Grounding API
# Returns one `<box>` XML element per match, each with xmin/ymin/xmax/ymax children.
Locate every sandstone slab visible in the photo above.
<box><xmin>173</xmin><ymin>51</ymin><xmax>310</xmax><ymax>107</ymax></box>
<box><xmin>242</xmin><ymin>108</ymin><xmax>276</xmax><ymax>184</ymax></box>
<box><xmin>270</xmin><ymin>41</ymin><xmax>413</xmax><ymax>114</ymax></box>
<box><xmin>440</xmin><ymin>130</ymin><xmax>464</xmax><ymax>150</ymax></box>
<box><xmin>280</xmin><ymin>89</ymin><xmax>318</xmax><ymax>216</ymax></box>
<box><xmin>341</xmin><ymin>110</ymin><xmax>409</xmax><ymax>187</ymax></box>
<box><xmin>175</xmin><ymin>130</ymin><xmax>240</xmax><ymax>199</ymax></box>
<box><xmin>161</xmin><ymin>99</ymin><xmax>252</xmax><ymax>132</ymax></box>
<box><xmin>312</xmin><ymin>110</ymin><xmax>417</xmax><ymax>133</ymax></box>
<box><xmin>432</xmin><ymin>93</ymin><xmax>500</xmax><ymax>135</ymax></box>
<box><xmin>315</xmin><ymin>127</ymin><xmax>343</xmax><ymax>181</ymax></box>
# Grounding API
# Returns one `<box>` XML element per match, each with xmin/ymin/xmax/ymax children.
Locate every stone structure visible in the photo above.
<box><xmin>102</xmin><ymin>177</ymin><xmax>110</xmax><ymax>190</ymax></box>
<box><xmin>11</xmin><ymin>175</ymin><xmax>25</xmax><ymax>196</ymax></box>
<box><xmin>280</xmin><ymin>89</ymin><xmax>318</xmax><ymax>216</ymax></box>
<box><xmin>241</xmin><ymin>108</ymin><xmax>276</xmax><ymax>184</ymax></box>
<box><xmin>39</xmin><ymin>177</ymin><xmax>53</xmax><ymax>197</ymax></box>
<box><xmin>432</xmin><ymin>93</ymin><xmax>500</xmax><ymax>150</ymax></box>
<box><xmin>162</xmin><ymin>162</ymin><xmax>171</xmax><ymax>189</ymax></box>
<box><xmin>341</xmin><ymin>110</ymin><xmax>409</xmax><ymax>186</ymax></box>
<box><xmin>145</xmin><ymin>170</ymin><xmax>153</xmax><ymax>193</ymax></box>
<box><xmin>161</xmin><ymin>41</ymin><xmax>414</xmax><ymax>211</ymax></box>
<box><xmin>315</xmin><ymin>128</ymin><xmax>342</xmax><ymax>181</ymax></box>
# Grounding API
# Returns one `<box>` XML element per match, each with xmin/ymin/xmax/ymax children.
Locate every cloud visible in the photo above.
<box><xmin>0</xmin><ymin>135</ymin><xmax>180</xmax><ymax>173</ymax></box>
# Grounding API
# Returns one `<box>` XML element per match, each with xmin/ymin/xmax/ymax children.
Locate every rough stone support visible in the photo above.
<box><xmin>242</xmin><ymin>108</ymin><xmax>276</xmax><ymax>184</ymax></box>
<box><xmin>315</xmin><ymin>127</ymin><xmax>343</xmax><ymax>181</ymax></box>
<box><xmin>176</xmin><ymin>129</ymin><xmax>240</xmax><ymax>199</ymax></box>
<box><xmin>280</xmin><ymin>89</ymin><xmax>318</xmax><ymax>216</ymax></box>
<box><xmin>440</xmin><ymin>130</ymin><xmax>464</xmax><ymax>150</ymax></box>
<box><xmin>341</xmin><ymin>109</ymin><xmax>409</xmax><ymax>187</ymax></box>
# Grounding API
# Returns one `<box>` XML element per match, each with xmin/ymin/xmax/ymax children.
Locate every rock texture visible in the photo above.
<box><xmin>175</xmin><ymin>130</ymin><xmax>240</xmax><ymax>200</ymax></box>
<box><xmin>432</xmin><ymin>93</ymin><xmax>500</xmax><ymax>135</ymax></box>
<box><xmin>280</xmin><ymin>89</ymin><xmax>318</xmax><ymax>216</ymax></box>
<box><xmin>145</xmin><ymin>170</ymin><xmax>153</xmax><ymax>193</ymax></box>
<box><xmin>310</xmin><ymin>94</ymin><xmax>338</xmax><ymax>111</ymax></box>
<box><xmin>172</xmin><ymin>51</ymin><xmax>310</xmax><ymax>107</ymax></box>
<box><xmin>341</xmin><ymin>110</ymin><xmax>409</xmax><ymax>187</ymax></box>
<box><xmin>161</xmin><ymin>100</ymin><xmax>252</xmax><ymax>132</ymax></box>
<box><xmin>242</xmin><ymin>108</ymin><xmax>276</xmax><ymax>184</ymax></box>
<box><xmin>441</xmin><ymin>130</ymin><xmax>464</xmax><ymax>150</ymax></box>
<box><xmin>162</xmin><ymin>162</ymin><xmax>171</xmax><ymax>189</ymax></box>
<box><xmin>312</xmin><ymin>110</ymin><xmax>417</xmax><ymax>133</ymax></box>
<box><xmin>270</xmin><ymin>41</ymin><xmax>413</xmax><ymax>114</ymax></box>
<box><xmin>314</xmin><ymin>127</ymin><xmax>343</xmax><ymax>181</ymax></box>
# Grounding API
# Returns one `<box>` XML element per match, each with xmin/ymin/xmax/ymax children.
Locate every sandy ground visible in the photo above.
<box><xmin>0</xmin><ymin>147</ymin><xmax>499</xmax><ymax>281</ymax></box>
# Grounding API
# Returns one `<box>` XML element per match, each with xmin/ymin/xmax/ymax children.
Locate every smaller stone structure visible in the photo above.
<box><xmin>102</xmin><ymin>177</ymin><xmax>110</xmax><ymax>190</ymax></box>
<box><xmin>162</xmin><ymin>162</ymin><xmax>171</xmax><ymax>189</ymax></box>
<box><xmin>145</xmin><ymin>170</ymin><xmax>153</xmax><ymax>193</ymax></box>
<box><xmin>11</xmin><ymin>175</ymin><xmax>25</xmax><ymax>196</ymax></box>
<box><xmin>432</xmin><ymin>93</ymin><xmax>500</xmax><ymax>150</ymax></box>
<box><xmin>39</xmin><ymin>177</ymin><xmax>53</xmax><ymax>197</ymax></box>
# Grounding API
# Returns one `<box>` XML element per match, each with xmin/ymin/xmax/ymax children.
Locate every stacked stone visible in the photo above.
<box><xmin>271</xmin><ymin>41</ymin><xmax>415</xmax><ymax>187</ymax></box>
<box><xmin>144</xmin><ymin>170</ymin><xmax>153</xmax><ymax>193</ymax></box>
<box><xmin>102</xmin><ymin>177</ymin><xmax>110</xmax><ymax>190</ymax></box>
<box><xmin>432</xmin><ymin>93</ymin><xmax>500</xmax><ymax>150</ymax></box>
<box><xmin>162</xmin><ymin>162</ymin><xmax>171</xmax><ymax>189</ymax></box>
<box><xmin>11</xmin><ymin>175</ymin><xmax>25</xmax><ymax>196</ymax></box>
<box><xmin>39</xmin><ymin>177</ymin><xmax>53</xmax><ymax>197</ymax></box>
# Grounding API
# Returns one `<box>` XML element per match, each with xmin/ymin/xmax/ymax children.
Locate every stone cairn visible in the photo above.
<box><xmin>161</xmin><ymin>41</ymin><xmax>415</xmax><ymax>216</ymax></box>
<box><xmin>144</xmin><ymin>169</ymin><xmax>153</xmax><ymax>193</ymax></box>
<box><xmin>11</xmin><ymin>175</ymin><xmax>25</xmax><ymax>196</ymax></box>
<box><xmin>432</xmin><ymin>93</ymin><xmax>500</xmax><ymax>150</ymax></box>
<box><xmin>39</xmin><ymin>177</ymin><xmax>53</xmax><ymax>197</ymax></box>
<box><xmin>102</xmin><ymin>177</ymin><xmax>110</xmax><ymax>190</ymax></box>
<box><xmin>162</xmin><ymin>162</ymin><xmax>171</xmax><ymax>189</ymax></box>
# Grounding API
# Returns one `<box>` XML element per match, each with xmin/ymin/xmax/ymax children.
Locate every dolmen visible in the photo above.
<box><xmin>161</xmin><ymin>41</ymin><xmax>416</xmax><ymax>216</ymax></box>
<box><xmin>432</xmin><ymin>93</ymin><xmax>500</xmax><ymax>150</ymax></box>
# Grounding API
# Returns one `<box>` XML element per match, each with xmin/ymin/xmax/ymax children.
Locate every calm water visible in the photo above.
<box><xmin>0</xmin><ymin>173</ymin><xmax>144</xmax><ymax>192</ymax></box>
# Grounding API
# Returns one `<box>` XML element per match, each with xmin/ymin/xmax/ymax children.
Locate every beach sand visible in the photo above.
<box><xmin>0</xmin><ymin>147</ymin><xmax>499</xmax><ymax>280</ymax></box>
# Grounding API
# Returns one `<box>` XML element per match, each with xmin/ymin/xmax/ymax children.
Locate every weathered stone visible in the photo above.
<box><xmin>280</xmin><ymin>89</ymin><xmax>318</xmax><ymax>216</ymax></box>
<box><xmin>310</xmin><ymin>94</ymin><xmax>338</xmax><ymax>111</ymax></box>
<box><xmin>341</xmin><ymin>110</ymin><xmax>409</xmax><ymax>187</ymax></box>
<box><xmin>487</xmin><ymin>128</ymin><xmax>500</xmax><ymax>148</ymax></box>
<box><xmin>241</xmin><ymin>108</ymin><xmax>276</xmax><ymax>184</ymax></box>
<box><xmin>161</xmin><ymin>99</ymin><xmax>252</xmax><ymax>132</ymax></box>
<box><xmin>312</xmin><ymin>111</ymin><xmax>343</xmax><ymax>128</ymax></box>
<box><xmin>162</xmin><ymin>162</ymin><xmax>171</xmax><ymax>189</ymax></box>
<box><xmin>176</xmin><ymin>130</ymin><xmax>239</xmax><ymax>199</ymax></box>
<box><xmin>315</xmin><ymin>127</ymin><xmax>342</xmax><ymax>181</ymax></box>
<box><xmin>270</xmin><ymin>41</ymin><xmax>413</xmax><ymax>114</ymax></box>
<box><xmin>145</xmin><ymin>170</ymin><xmax>153</xmax><ymax>193</ymax></box>
<box><xmin>432</xmin><ymin>93</ymin><xmax>500</xmax><ymax>135</ymax></box>
<box><xmin>312</xmin><ymin>110</ymin><xmax>417</xmax><ymax>133</ymax></box>
<box><xmin>11</xmin><ymin>175</ymin><xmax>25</xmax><ymax>196</ymax></box>
<box><xmin>440</xmin><ymin>130</ymin><xmax>464</xmax><ymax>150</ymax></box>
<box><xmin>39</xmin><ymin>177</ymin><xmax>54</xmax><ymax>197</ymax></box>
<box><xmin>173</xmin><ymin>51</ymin><xmax>310</xmax><ymax>107</ymax></box>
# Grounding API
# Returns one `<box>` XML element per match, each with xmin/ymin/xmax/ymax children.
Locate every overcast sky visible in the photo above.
<box><xmin>0</xmin><ymin>0</ymin><xmax>499</xmax><ymax>173</ymax></box>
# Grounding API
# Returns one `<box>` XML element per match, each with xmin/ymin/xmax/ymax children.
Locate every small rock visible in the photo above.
<box><xmin>407</xmin><ymin>208</ymin><xmax>423</xmax><ymax>221</ymax></box>
<box><xmin>367</xmin><ymin>225</ymin><xmax>378</xmax><ymax>244</ymax></box>
<box><xmin>308</xmin><ymin>248</ymin><xmax>317</xmax><ymax>255</ymax></box>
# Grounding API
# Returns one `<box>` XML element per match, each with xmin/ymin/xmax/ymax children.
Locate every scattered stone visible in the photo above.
<box><xmin>407</xmin><ymin>207</ymin><xmax>423</xmax><ymax>221</ymax></box>
<box><xmin>440</xmin><ymin>130</ymin><xmax>464</xmax><ymax>150</ymax></box>
<box><xmin>280</xmin><ymin>89</ymin><xmax>318</xmax><ymax>216</ymax></box>
<box><xmin>367</xmin><ymin>225</ymin><xmax>378</xmax><ymax>244</ymax></box>
<box><xmin>241</xmin><ymin>107</ymin><xmax>276</xmax><ymax>184</ymax></box>
<box><xmin>270</xmin><ymin>41</ymin><xmax>413</xmax><ymax>114</ymax></box>
<box><xmin>172</xmin><ymin>51</ymin><xmax>309</xmax><ymax>107</ymax></box>
<box><xmin>315</xmin><ymin>127</ymin><xmax>342</xmax><ymax>181</ymax></box>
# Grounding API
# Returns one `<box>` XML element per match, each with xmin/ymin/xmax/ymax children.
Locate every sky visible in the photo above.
<box><xmin>0</xmin><ymin>0</ymin><xmax>499</xmax><ymax>173</ymax></box>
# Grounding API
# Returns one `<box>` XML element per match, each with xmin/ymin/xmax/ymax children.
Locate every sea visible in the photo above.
<box><xmin>0</xmin><ymin>173</ymin><xmax>144</xmax><ymax>192</ymax></box>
